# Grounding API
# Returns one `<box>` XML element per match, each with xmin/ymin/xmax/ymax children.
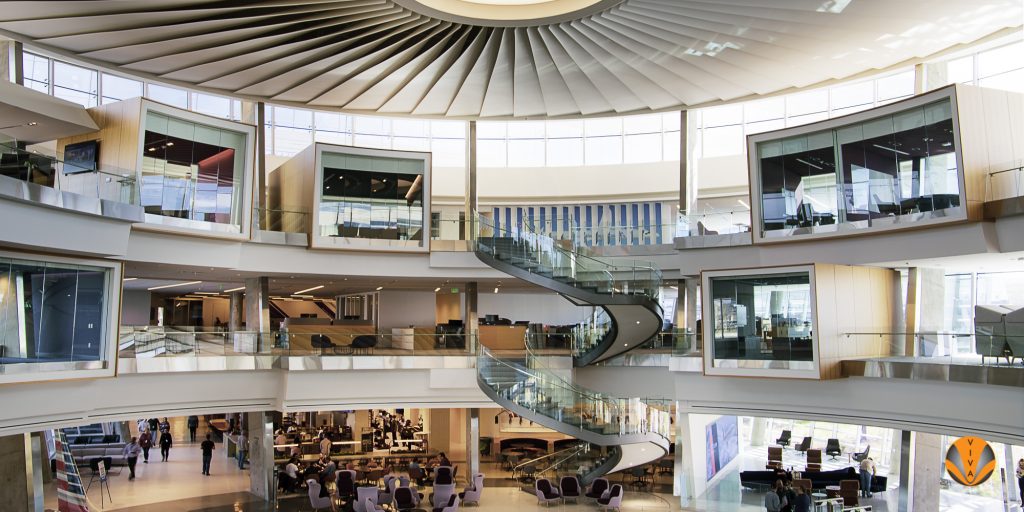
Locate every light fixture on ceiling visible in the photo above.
<box><xmin>123</xmin><ymin>277</ymin><xmax>137</xmax><ymax>281</ymax></box>
<box><xmin>494</xmin><ymin>287</ymin><xmax>499</xmax><ymax>293</ymax></box>
<box><xmin>0</xmin><ymin>121</ymin><xmax>38</xmax><ymax>130</ymax></box>
<box><xmin>795</xmin><ymin>158</ymin><xmax>823</xmax><ymax>170</ymax></box>
<box><xmin>294</xmin><ymin>285</ymin><xmax>324</xmax><ymax>295</ymax></box>
<box><xmin>434</xmin><ymin>287</ymin><xmax>442</xmax><ymax>293</ymax></box>
<box><xmin>872</xmin><ymin>143</ymin><xmax>910</xmax><ymax>156</ymax></box>
<box><xmin>223</xmin><ymin>286</ymin><xmax>245</xmax><ymax>293</ymax></box>
<box><xmin>737</xmin><ymin>199</ymin><xmax>749</xmax><ymax>209</ymax></box>
<box><xmin>375</xmin><ymin>286</ymin><xmax>384</xmax><ymax>291</ymax></box>
<box><xmin>193</xmin><ymin>291</ymin><xmax>220</xmax><ymax>295</ymax></box>
<box><xmin>147</xmin><ymin>280</ymin><xmax>202</xmax><ymax>291</ymax></box>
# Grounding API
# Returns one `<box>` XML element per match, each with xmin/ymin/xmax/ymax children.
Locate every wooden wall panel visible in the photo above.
<box><xmin>955</xmin><ymin>84</ymin><xmax>1024</xmax><ymax>219</ymax></box>
<box><xmin>55</xmin><ymin>98</ymin><xmax>142</xmax><ymax>200</ymax></box>
<box><xmin>814</xmin><ymin>263</ymin><xmax>898</xmax><ymax>379</ymax></box>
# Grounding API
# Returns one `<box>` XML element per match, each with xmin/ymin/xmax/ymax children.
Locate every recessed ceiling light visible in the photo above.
<box><xmin>294</xmin><ymin>285</ymin><xmax>324</xmax><ymax>295</ymax></box>
<box><xmin>123</xmin><ymin>277</ymin><xmax>137</xmax><ymax>281</ymax></box>
<box><xmin>434</xmin><ymin>287</ymin><xmax>441</xmax><ymax>293</ymax></box>
<box><xmin>224</xmin><ymin>286</ymin><xmax>245</xmax><ymax>293</ymax></box>
<box><xmin>147</xmin><ymin>280</ymin><xmax>202</xmax><ymax>291</ymax></box>
<box><xmin>376</xmin><ymin>286</ymin><xmax>383</xmax><ymax>291</ymax></box>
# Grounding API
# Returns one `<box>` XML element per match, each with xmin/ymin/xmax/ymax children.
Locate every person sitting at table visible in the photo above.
<box><xmin>320</xmin><ymin>456</ymin><xmax>337</xmax><ymax>481</ymax></box>
<box><xmin>279</xmin><ymin>457</ymin><xmax>301</xmax><ymax>493</ymax></box>
<box><xmin>367</xmin><ymin>458</ymin><xmax>381</xmax><ymax>470</ymax></box>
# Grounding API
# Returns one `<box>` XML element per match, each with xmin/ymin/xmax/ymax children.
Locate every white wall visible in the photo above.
<box><xmin>120</xmin><ymin>290</ymin><xmax>151</xmax><ymax>325</ymax></box>
<box><xmin>379</xmin><ymin>290</ymin><xmax>437</xmax><ymax>330</ymax></box>
<box><xmin>478</xmin><ymin>292</ymin><xmax>591</xmax><ymax>325</ymax></box>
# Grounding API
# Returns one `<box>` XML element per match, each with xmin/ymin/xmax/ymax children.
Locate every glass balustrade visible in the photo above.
<box><xmin>472</xmin><ymin>213</ymin><xmax>663</xmax><ymax>300</ymax></box>
<box><xmin>0</xmin><ymin>141</ymin><xmax>140</xmax><ymax>204</ymax></box>
<box><xmin>477</xmin><ymin>346</ymin><xmax>672</xmax><ymax>440</ymax></box>
<box><xmin>841</xmin><ymin>331</ymin><xmax>1024</xmax><ymax>366</ymax></box>
<box><xmin>675</xmin><ymin>209</ymin><xmax>752</xmax><ymax>237</ymax></box>
<box><xmin>985</xmin><ymin>165</ymin><xmax>1024</xmax><ymax>201</ymax></box>
<box><xmin>117</xmin><ymin>326</ymin><xmax>478</xmax><ymax>359</ymax></box>
<box><xmin>255</xmin><ymin>207</ymin><xmax>309</xmax><ymax>233</ymax></box>
<box><xmin>511</xmin><ymin>441</ymin><xmax>617</xmax><ymax>485</ymax></box>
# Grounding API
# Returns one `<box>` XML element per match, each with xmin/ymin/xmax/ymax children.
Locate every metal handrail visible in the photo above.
<box><xmin>511</xmin><ymin>443</ymin><xmax>587</xmax><ymax>477</ymax></box>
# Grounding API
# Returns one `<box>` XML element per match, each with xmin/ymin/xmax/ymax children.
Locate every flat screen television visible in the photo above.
<box><xmin>63</xmin><ymin>140</ymin><xmax>99</xmax><ymax>174</ymax></box>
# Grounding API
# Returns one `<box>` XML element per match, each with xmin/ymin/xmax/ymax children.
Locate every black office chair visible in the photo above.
<box><xmin>853</xmin><ymin>445</ymin><xmax>871</xmax><ymax>462</ymax></box>
<box><xmin>310</xmin><ymin>334</ymin><xmax>337</xmax><ymax>354</ymax></box>
<box><xmin>825</xmin><ymin>438</ymin><xmax>842</xmax><ymax>460</ymax></box>
<box><xmin>776</xmin><ymin>430</ymin><xmax>792</xmax><ymax>448</ymax></box>
<box><xmin>795</xmin><ymin>437</ymin><xmax>812</xmax><ymax>454</ymax></box>
<box><xmin>350</xmin><ymin>335</ymin><xmax>377</xmax><ymax>354</ymax></box>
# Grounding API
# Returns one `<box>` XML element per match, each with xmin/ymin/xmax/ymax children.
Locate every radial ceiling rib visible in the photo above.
<box><xmin>525</xmin><ymin>26</ymin><xmax>580</xmax><ymax>117</ymax></box>
<box><xmin>0</xmin><ymin>0</ymin><xmax>1016</xmax><ymax>119</ymax></box>
<box><xmin>446</xmin><ymin>29</ymin><xmax>502</xmax><ymax>117</ymax></box>
<box><xmin>227</xmin><ymin>13</ymin><xmax>418</xmax><ymax>96</ymax></box>
<box><xmin>372</xmin><ymin>26</ymin><xmax>475</xmax><ymax>112</ymax></box>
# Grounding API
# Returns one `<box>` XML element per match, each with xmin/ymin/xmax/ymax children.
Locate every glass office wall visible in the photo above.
<box><xmin>140</xmin><ymin>109</ymin><xmax>249</xmax><ymax>231</ymax></box>
<box><xmin>753</xmin><ymin>95</ymin><xmax>961</xmax><ymax>239</ymax></box>
<box><xmin>315</xmin><ymin>148</ymin><xmax>427</xmax><ymax>250</ymax></box>
<box><xmin>707</xmin><ymin>272</ymin><xmax>814</xmax><ymax>369</ymax></box>
<box><xmin>0</xmin><ymin>253</ymin><xmax>119</xmax><ymax>381</ymax></box>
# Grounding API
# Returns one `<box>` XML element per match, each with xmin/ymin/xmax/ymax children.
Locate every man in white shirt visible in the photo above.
<box><xmin>320</xmin><ymin>434</ymin><xmax>332</xmax><ymax>458</ymax></box>
<box><xmin>280</xmin><ymin>457</ymin><xmax>300</xmax><ymax>493</ymax></box>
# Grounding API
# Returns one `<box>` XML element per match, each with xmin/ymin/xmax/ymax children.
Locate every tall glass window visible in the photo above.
<box><xmin>708</xmin><ymin>272</ymin><xmax>814</xmax><ymax>365</ymax></box>
<box><xmin>52</xmin><ymin>61</ymin><xmax>98</xmax><ymax>108</ymax></box>
<box><xmin>0</xmin><ymin>257</ymin><xmax>112</xmax><ymax>365</ymax></box>
<box><xmin>140</xmin><ymin>111</ymin><xmax>248</xmax><ymax>227</ymax></box>
<box><xmin>757</xmin><ymin>130</ymin><xmax>838</xmax><ymax>231</ymax></box>
<box><xmin>101</xmin><ymin>74</ymin><xmax>142</xmax><ymax>104</ymax></box>
<box><xmin>23</xmin><ymin>52</ymin><xmax>50</xmax><ymax>94</ymax></box>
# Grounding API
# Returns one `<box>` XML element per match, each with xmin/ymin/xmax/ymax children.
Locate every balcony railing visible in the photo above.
<box><xmin>0</xmin><ymin>142</ymin><xmax>140</xmax><ymax>205</ymax></box>
<box><xmin>985</xmin><ymin>164</ymin><xmax>1024</xmax><ymax>202</ymax></box>
<box><xmin>675</xmin><ymin>209</ymin><xmax>751</xmax><ymax>237</ymax></box>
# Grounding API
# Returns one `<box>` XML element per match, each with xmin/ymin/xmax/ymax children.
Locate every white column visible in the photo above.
<box><xmin>465</xmin><ymin>408</ymin><xmax>480</xmax><ymax>477</ymax></box>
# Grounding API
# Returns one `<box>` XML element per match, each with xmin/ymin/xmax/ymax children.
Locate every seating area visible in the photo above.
<box><xmin>740</xmin><ymin>467</ymin><xmax>887</xmax><ymax>494</ymax></box>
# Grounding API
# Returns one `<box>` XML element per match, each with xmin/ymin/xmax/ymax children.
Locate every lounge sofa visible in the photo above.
<box><xmin>740</xmin><ymin>468</ymin><xmax>886</xmax><ymax>494</ymax></box>
<box><xmin>70</xmin><ymin>442</ymin><xmax>129</xmax><ymax>468</ymax></box>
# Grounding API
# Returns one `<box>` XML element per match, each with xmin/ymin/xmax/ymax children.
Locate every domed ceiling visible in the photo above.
<box><xmin>0</xmin><ymin>0</ymin><xmax>1019</xmax><ymax>118</ymax></box>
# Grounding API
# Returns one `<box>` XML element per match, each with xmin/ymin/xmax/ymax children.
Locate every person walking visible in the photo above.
<box><xmin>158</xmin><ymin>417</ymin><xmax>170</xmax><ymax>434</ymax></box>
<box><xmin>236</xmin><ymin>431</ymin><xmax>248</xmax><ymax>470</ymax></box>
<box><xmin>159</xmin><ymin>429</ymin><xmax>173</xmax><ymax>461</ymax></box>
<box><xmin>147</xmin><ymin>417</ymin><xmax>159</xmax><ymax>433</ymax></box>
<box><xmin>200</xmin><ymin>434</ymin><xmax>215</xmax><ymax>475</ymax></box>
<box><xmin>859</xmin><ymin>457</ymin><xmax>876</xmax><ymax>497</ymax></box>
<box><xmin>138</xmin><ymin>429</ymin><xmax>153</xmax><ymax>463</ymax></box>
<box><xmin>187</xmin><ymin>415</ymin><xmax>199</xmax><ymax>443</ymax></box>
<box><xmin>122</xmin><ymin>437</ymin><xmax>142</xmax><ymax>481</ymax></box>
<box><xmin>1016</xmin><ymin>458</ymin><xmax>1024</xmax><ymax>508</ymax></box>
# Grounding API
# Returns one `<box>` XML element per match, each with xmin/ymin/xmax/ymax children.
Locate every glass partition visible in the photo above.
<box><xmin>705</xmin><ymin>270</ymin><xmax>816</xmax><ymax>373</ymax></box>
<box><xmin>312</xmin><ymin>145</ymin><xmax>429</xmax><ymax>251</ymax></box>
<box><xmin>751</xmin><ymin>92</ymin><xmax>963</xmax><ymax>241</ymax></box>
<box><xmin>0</xmin><ymin>252</ymin><xmax>120</xmax><ymax>382</ymax></box>
<box><xmin>139</xmin><ymin>102</ymin><xmax>254</xmax><ymax>237</ymax></box>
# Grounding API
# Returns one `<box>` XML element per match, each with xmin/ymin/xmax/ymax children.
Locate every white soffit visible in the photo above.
<box><xmin>0</xmin><ymin>0</ymin><xmax>1019</xmax><ymax>119</ymax></box>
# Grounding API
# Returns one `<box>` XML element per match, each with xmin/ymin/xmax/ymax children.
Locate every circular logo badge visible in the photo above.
<box><xmin>944</xmin><ymin>436</ymin><xmax>996</xmax><ymax>487</ymax></box>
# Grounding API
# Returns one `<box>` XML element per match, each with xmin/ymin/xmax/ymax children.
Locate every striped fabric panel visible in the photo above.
<box><xmin>54</xmin><ymin>429</ymin><xmax>92</xmax><ymax>512</ymax></box>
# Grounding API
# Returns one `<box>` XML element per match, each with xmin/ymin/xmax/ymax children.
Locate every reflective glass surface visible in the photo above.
<box><xmin>708</xmin><ymin>272</ymin><xmax>814</xmax><ymax>364</ymax></box>
<box><xmin>757</xmin><ymin>98</ymin><xmax>959</xmax><ymax>236</ymax></box>
<box><xmin>140</xmin><ymin>111</ymin><xmax>247</xmax><ymax>226</ymax></box>
<box><xmin>0</xmin><ymin>257</ymin><xmax>110</xmax><ymax>364</ymax></box>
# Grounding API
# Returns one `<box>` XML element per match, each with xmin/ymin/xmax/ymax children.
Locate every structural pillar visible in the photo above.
<box><xmin>674</xmin><ymin>403</ymin><xmax>694</xmax><ymax>505</ymax></box>
<box><xmin>465</xmin><ymin>120</ymin><xmax>477</xmax><ymax>222</ymax></box>
<box><xmin>911</xmin><ymin>432</ymin><xmax>942</xmax><ymax>512</ymax></box>
<box><xmin>228</xmin><ymin>291</ymin><xmax>244</xmax><ymax>332</ymax></box>
<box><xmin>678</xmin><ymin>110</ymin><xmax>691</xmax><ymax>216</ymax></box>
<box><xmin>905</xmin><ymin>268</ymin><xmax>946</xmax><ymax>357</ymax></box>
<box><xmin>247</xmin><ymin>411</ymin><xmax>275</xmax><ymax>502</ymax></box>
<box><xmin>1</xmin><ymin>40</ymin><xmax>23</xmax><ymax>85</ymax></box>
<box><xmin>464</xmin><ymin>282</ymin><xmax>478</xmax><ymax>353</ymax></box>
<box><xmin>683</xmin><ymin>277</ymin><xmax>699</xmax><ymax>352</ymax></box>
<box><xmin>897</xmin><ymin>430</ymin><xmax>913</xmax><ymax>512</ymax></box>
<box><xmin>465</xmin><ymin>408</ymin><xmax>480</xmax><ymax>478</ymax></box>
<box><xmin>242</xmin><ymin>101</ymin><xmax>267</xmax><ymax>232</ymax></box>
<box><xmin>1005</xmin><ymin>444</ymin><xmax>1020</xmax><ymax>504</ymax></box>
<box><xmin>245</xmin><ymin>277</ymin><xmax>271</xmax><ymax>334</ymax></box>
<box><xmin>0</xmin><ymin>433</ymin><xmax>43</xmax><ymax>512</ymax></box>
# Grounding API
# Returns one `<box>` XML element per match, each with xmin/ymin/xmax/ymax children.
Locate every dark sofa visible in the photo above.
<box><xmin>740</xmin><ymin>467</ymin><xmax>886</xmax><ymax>493</ymax></box>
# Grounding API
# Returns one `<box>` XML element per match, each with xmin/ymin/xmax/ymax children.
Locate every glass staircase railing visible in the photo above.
<box><xmin>477</xmin><ymin>346</ymin><xmax>672</xmax><ymax>441</ymax></box>
<box><xmin>512</xmin><ymin>441</ymin><xmax>619</xmax><ymax>486</ymax></box>
<box><xmin>471</xmin><ymin>213</ymin><xmax>663</xmax><ymax>301</ymax></box>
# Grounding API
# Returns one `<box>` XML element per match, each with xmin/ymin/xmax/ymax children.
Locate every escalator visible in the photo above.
<box><xmin>472</xmin><ymin>214</ymin><xmax>671</xmax><ymax>478</ymax></box>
